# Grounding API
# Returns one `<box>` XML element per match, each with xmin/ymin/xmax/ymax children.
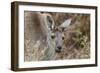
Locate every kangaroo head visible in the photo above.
<box><xmin>52</xmin><ymin>18</ymin><xmax>71</xmax><ymax>53</ymax></box>
<box><xmin>39</xmin><ymin>12</ymin><xmax>71</xmax><ymax>53</ymax></box>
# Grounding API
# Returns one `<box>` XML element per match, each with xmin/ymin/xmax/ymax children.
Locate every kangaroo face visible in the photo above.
<box><xmin>50</xmin><ymin>31</ymin><xmax>65</xmax><ymax>53</ymax></box>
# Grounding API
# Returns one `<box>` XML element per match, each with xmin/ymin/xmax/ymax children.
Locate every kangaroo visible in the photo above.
<box><xmin>24</xmin><ymin>11</ymin><xmax>71</xmax><ymax>61</ymax></box>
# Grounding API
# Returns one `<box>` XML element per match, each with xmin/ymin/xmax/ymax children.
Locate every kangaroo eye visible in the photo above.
<box><xmin>62</xmin><ymin>36</ymin><xmax>64</xmax><ymax>40</ymax></box>
<box><xmin>51</xmin><ymin>33</ymin><xmax>55</xmax><ymax>39</ymax></box>
<box><xmin>51</xmin><ymin>35</ymin><xmax>55</xmax><ymax>39</ymax></box>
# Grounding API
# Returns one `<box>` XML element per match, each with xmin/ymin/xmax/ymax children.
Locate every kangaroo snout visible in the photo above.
<box><xmin>55</xmin><ymin>46</ymin><xmax>63</xmax><ymax>53</ymax></box>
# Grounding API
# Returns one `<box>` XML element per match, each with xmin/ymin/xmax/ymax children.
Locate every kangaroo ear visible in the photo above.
<box><xmin>60</xmin><ymin>18</ymin><xmax>71</xmax><ymax>31</ymax></box>
<box><xmin>46</xmin><ymin>14</ymin><xmax>55</xmax><ymax>31</ymax></box>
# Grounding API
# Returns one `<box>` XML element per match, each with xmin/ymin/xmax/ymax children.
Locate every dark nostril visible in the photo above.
<box><xmin>57</xmin><ymin>46</ymin><xmax>62</xmax><ymax>50</ymax></box>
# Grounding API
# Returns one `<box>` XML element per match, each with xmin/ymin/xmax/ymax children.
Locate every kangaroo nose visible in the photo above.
<box><xmin>57</xmin><ymin>46</ymin><xmax>62</xmax><ymax>50</ymax></box>
<box><xmin>56</xmin><ymin>46</ymin><xmax>62</xmax><ymax>53</ymax></box>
